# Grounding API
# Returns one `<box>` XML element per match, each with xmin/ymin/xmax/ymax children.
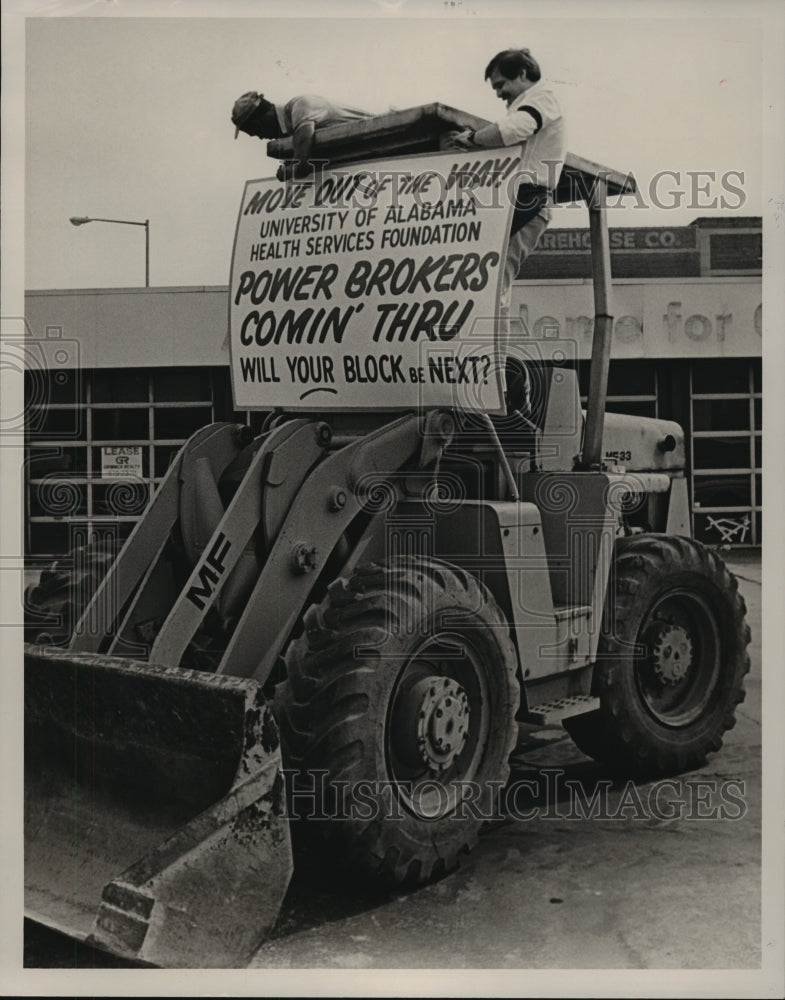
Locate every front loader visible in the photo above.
<box><xmin>24</xmin><ymin>105</ymin><xmax>751</xmax><ymax>967</ymax></box>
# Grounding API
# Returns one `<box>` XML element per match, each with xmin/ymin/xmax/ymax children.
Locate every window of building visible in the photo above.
<box><xmin>579</xmin><ymin>360</ymin><xmax>659</xmax><ymax>418</ymax></box>
<box><xmin>25</xmin><ymin>367</ymin><xmax>217</xmax><ymax>557</ymax></box>
<box><xmin>690</xmin><ymin>359</ymin><xmax>760</xmax><ymax>546</ymax></box>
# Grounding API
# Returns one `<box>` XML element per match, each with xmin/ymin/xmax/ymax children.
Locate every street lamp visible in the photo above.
<box><xmin>70</xmin><ymin>216</ymin><xmax>150</xmax><ymax>287</ymax></box>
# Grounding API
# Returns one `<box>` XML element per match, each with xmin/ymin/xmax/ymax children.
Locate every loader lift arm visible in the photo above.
<box><xmin>69</xmin><ymin>410</ymin><xmax>454</xmax><ymax>677</ymax></box>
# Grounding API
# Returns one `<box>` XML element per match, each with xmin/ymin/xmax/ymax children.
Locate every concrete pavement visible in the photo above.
<box><xmin>250</xmin><ymin>550</ymin><xmax>764</xmax><ymax>971</ymax></box>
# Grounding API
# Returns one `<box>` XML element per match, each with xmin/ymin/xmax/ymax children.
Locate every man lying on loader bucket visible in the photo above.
<box><xmin>23</xmin><ymin>105</ymin><xmax>750</xmax><ymax>968</ymax></box>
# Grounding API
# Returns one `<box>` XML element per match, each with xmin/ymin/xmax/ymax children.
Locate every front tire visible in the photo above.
<box><xmin>564</xmin><ymin>534</ymin><xmax>750</xmax><ymax>775</ymax></box>
<box><xmin>277</xmin><ymin>557</ymin><xmax>519</xmax><ymax>886</ymax></box>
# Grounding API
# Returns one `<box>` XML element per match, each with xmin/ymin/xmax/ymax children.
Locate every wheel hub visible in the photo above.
<box><xmin>649</xmin><ymin>623</ymin><xmax>693</xmax><ymax>685</ymax></box>
<box><xmin>398</xmin><ymin>675</ymin><xmax>470</xmax><ymax>773</ymax></box>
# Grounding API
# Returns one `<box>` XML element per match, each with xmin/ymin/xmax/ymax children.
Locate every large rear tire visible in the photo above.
<box><xmin>564</xmin><ymin>534</ymin><xmax>750</xmax><ymax>776</ymax></box>
<box><xmin>277</xmin><ymin>557</ymin><xmax>520</xmax><ymax>886</ymax></box>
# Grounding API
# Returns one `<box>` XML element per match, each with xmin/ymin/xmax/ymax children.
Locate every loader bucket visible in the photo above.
<box><xmin>24</xmin><ymin>644</ymin><xmax>293</xmax><ymax>968</ymax></box>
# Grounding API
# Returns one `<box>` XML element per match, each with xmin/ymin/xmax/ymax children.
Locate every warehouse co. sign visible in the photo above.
<box><xmin>229</xmin><ymin>149</ymin><xmax>521</xmax><ymax>411</ymax></box>
<box><xmin>535</xmin><ymin>227</ymin><xmax>698</xmax><ymax>251</ymax></box>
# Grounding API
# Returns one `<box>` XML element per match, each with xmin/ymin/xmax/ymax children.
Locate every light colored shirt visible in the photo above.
<box><xmin>278</xmin><ymin>95</ymin><xmax>371</xmax><ymax>136</ymax></box>
<box><xmin>494</xmin><ymin>81</ymin><xmax>565</xmax><ymax>191</ymax></box>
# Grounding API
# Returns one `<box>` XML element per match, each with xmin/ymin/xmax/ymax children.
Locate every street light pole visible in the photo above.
<box><xmin>69</xmin><ymin>216</ymin><xmax>150</xmax><ymax>287</ymax></box>
<box><xmin>144</xmin><ymin>219</ymin><xmax>149</xmax><ymax>288</ymax></box>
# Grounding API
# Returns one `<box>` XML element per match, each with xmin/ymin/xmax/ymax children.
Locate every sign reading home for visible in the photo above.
<box><xmin>229</xmin><ymin>148</ymin><xmax>521</xmax><ymax>412</ymax></box>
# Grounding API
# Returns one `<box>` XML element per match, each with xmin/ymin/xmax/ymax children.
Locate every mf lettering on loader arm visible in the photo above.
<box><xmin>186</xmin><ymin>532</ymin><xmax>233</xmax><ymax>611</ymax></box>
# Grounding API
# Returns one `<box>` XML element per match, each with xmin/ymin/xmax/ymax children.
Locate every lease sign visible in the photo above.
<box><xmin>101</xmin><ymin>445</ymin><xmax>142</xmax><ymax>479</ymax></box>
<box><xmin>229</xmin><ymin>148</ymin><xmax>521</xmax><ymax>412</ymax></box>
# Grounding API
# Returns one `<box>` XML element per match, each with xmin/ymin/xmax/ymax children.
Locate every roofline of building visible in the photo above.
<box><xmin>24</xmin><ymin>284</ymin><xmax>229</xmax><ymax>297</ymax></box>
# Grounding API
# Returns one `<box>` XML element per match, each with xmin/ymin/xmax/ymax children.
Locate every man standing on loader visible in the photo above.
<box><xmin>231</xmin><ymin>91</ymin><xmax>371</xmax><ymax>180</ymax></box>
<box><xmin>450</xmin><ymin>48</ymin><xmax>565</xmax><ymax>411</ymax></box>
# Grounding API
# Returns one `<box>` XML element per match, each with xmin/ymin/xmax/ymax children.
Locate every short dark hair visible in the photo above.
<box><xmin>485</xmin><ymin>48</ymin><xmax>541</xmax><ymax>83</ymax></box>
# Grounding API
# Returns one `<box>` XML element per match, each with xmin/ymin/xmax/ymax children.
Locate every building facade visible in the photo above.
<box><xmin>23</xmin><ymin>217</ymin><xmax>762</xmax><ymax>558</ymax></box>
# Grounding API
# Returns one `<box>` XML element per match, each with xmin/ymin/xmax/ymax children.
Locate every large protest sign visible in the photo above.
<box><xmin>229</xmin><ymin>148</ymin><xmax>522</xmax><ymax>412</ymax></box>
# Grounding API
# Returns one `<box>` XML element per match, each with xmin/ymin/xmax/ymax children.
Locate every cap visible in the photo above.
<box><xmin>232</xmin><ymin>91</ymin><xmax>264</xmax><ymax>139</ymax></box>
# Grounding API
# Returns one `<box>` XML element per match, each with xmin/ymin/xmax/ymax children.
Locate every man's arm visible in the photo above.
<box><xmin>277</xmin><ymin>121</ymin><xmax>316</xmax><ymax>181</ymax></box>
<box><xmin>449</xmin><ymin>123</ymin><xmax>504</xmax><ymax>149</ymax></box>
<box><xmin>292</xmin><ymin>121</ymin><xmax>316</xmax><ymax>171</ymax></box>
<box><xmin>449</xmin><ymin>91</ymin><xmax>561</xmax><ymax>150</ymax></box>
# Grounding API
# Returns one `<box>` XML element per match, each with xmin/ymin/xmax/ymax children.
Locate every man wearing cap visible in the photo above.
<box><xmin>232</xmin><ymin>92</ymin><xmax>371</xmax><ymax>180</ymax></box>
<box><xmin>449</xmin><ymin>49</ymin><xmax>565</xmax><ymax>411</ymax></box>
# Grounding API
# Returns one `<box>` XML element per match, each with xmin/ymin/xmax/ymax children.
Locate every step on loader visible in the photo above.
<box><xmin>24</xmin><ymin>105</ymin><xmax>751</xmax><ymax>967</ymax></box>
